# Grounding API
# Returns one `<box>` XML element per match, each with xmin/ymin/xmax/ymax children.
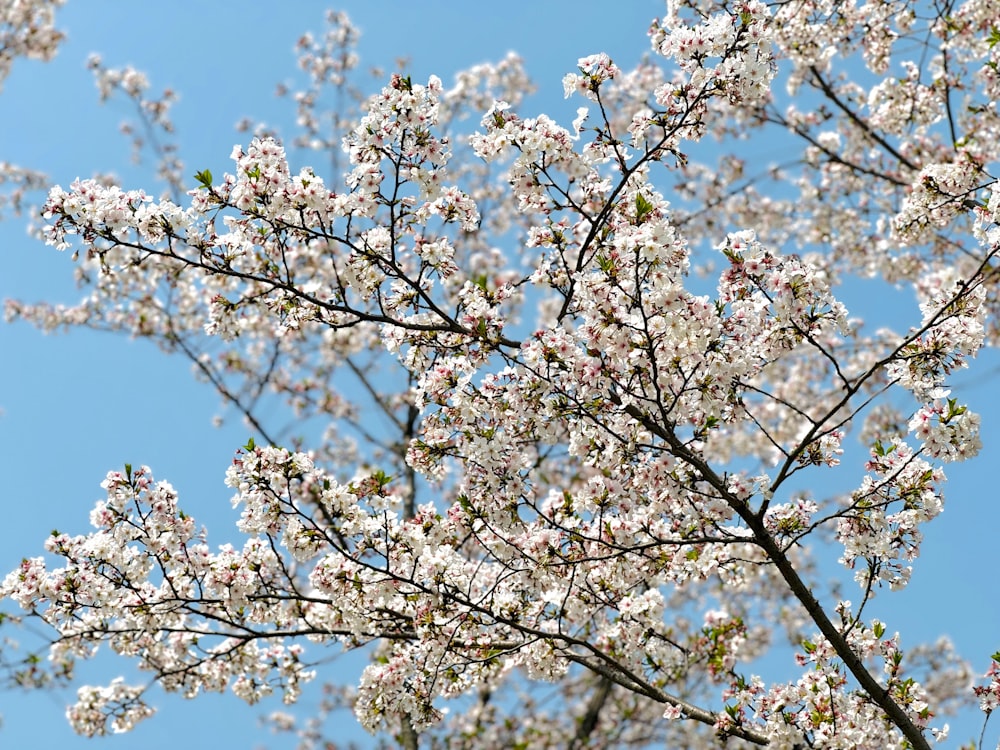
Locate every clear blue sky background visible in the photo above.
<box><xmin>0</xmin><ymin>2</ymin><xmax>996</xmax><ymax>748</ymax></box>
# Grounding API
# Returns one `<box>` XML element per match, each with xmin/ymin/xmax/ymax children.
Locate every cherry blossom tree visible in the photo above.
<box><xmin>3</xmin><ymin>2</ymin><xmax>1000</xmax><ymax>748</ymax></box>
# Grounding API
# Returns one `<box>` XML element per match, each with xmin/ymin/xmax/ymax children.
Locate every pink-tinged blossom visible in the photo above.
<box><xmin>974</xmin><ymin>658</ymin><xmax>1000</xmax><ymax>713</ymax></box>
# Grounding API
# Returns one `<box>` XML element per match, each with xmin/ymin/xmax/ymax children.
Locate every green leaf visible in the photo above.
<box><xmin>194</xmin><ymin>168</ymin><xmax>213</xmax><ymax>189</ymax></box>
<box><xmin>372</xmin><ymin>469</ymin><xmax>393</xmax><ymax>490</ymax></box>
<box><xmin>988</xmin><ymin>26</ymin><xmax>1000</xmax><ymax>49</ymax></box>
<box><xmin>244</xmin><ymin>437</ymin><xmax>256</xmax><ymax>452</ymax></box>
<box><xmin>635</xmin><ymin>192</ymin><xmax>654</xmax><ymax>222</ymax></box>
<box><xmin>874</xmin><ymin>621</ymin><xmax>885</xmax><ymax>638</ymax></box>
<box><xmin>945</xmin><ymin>397</ymin><xmax>967</xmax><ymax>419</ymax></box>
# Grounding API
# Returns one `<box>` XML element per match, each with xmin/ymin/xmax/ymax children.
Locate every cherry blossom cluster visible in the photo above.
<box><xmin>723</xmin><ymin>617</ymin><xmax>947</xmax><ymax>749</ymax></box>
<box><xmin>562</xmin><ymin>53</ymin><xmax>621</xmax><ymax>102</ymax></box>
<box><xmin>0</xmin><ymin>161</ymin><xmax>47</xmax><ymax>219</ymax></box>
<box><xmin>886</xmin><ymin>263</ymin><xmax>988</xmax><ymax>402</ymax></box>
<box><xmin>893</xmin><ymin>157</ymin><xmax>986</xmax><ymax>246</ymax></box>
<box><xmin>651</xmin><ymin>0</ymin><xmax>774</xmax><ymax>107</ymax></box>
<box><xmin>266</xmin><ymin>10</ymin><xmax>365</xmax><ymax>161</ymax></box>
<box><xmin>838</xmin><ymin>440</ymin><xmax>945</xmax><ymax>590</ymax></box>
<box><xmin>974</xmin><ymin>655</ymin><xmax>1000</xmax><ymax>713</ymax></box>
<box><xmin>908</xmin><ymin>398</ymin><xmax>982</xmax><ymax>462</ymax></box>
<box><xmin>1</xmin><ymin>462</ymin><xmax>317</xmax><ymax>736</ymax></box>
<box><xmin>67</xmin><ymin>679</ymin><xmax>153</xmax><ymax>736</ymax></box>
<box><xmin>86</xmin><ymin>54</ymin><xmax>183</xmax><ymax>196</ymax></box>
<box><xmin>0</xmin><ymin>0</ymin><xmax>65</xmax><ymax>235</ymax></box>
<box><xmin>0</xmin><ymin>0</ymin><xmax>64</xmax><ymax>90</ymax></box>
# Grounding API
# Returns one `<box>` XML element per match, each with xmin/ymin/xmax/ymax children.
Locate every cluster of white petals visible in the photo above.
<box><xmin>0</xmin><ymin>0</ymin><xmax>64</xmax><ymax>90</ymax></box>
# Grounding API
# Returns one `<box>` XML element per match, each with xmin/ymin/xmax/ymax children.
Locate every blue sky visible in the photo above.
<box><xmin>0</xmin><ymin>2</ymin><xmax>996</xmax><ymax>748</ymax></box>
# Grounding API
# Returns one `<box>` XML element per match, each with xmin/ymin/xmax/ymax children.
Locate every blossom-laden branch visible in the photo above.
<box><xmin>0</xmin><ymin>0</ymin><xmax>66</xmax><ymax>225</ymax></box>
<box><xmin>3</xmin><ymin>3</ymin><xmax>1000</xmax><ymax>749</ymax></box>
<box><xmin>0</xmin><ymin>0</ymin><xmax>64</xmax><ymax>91</ymax></box>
